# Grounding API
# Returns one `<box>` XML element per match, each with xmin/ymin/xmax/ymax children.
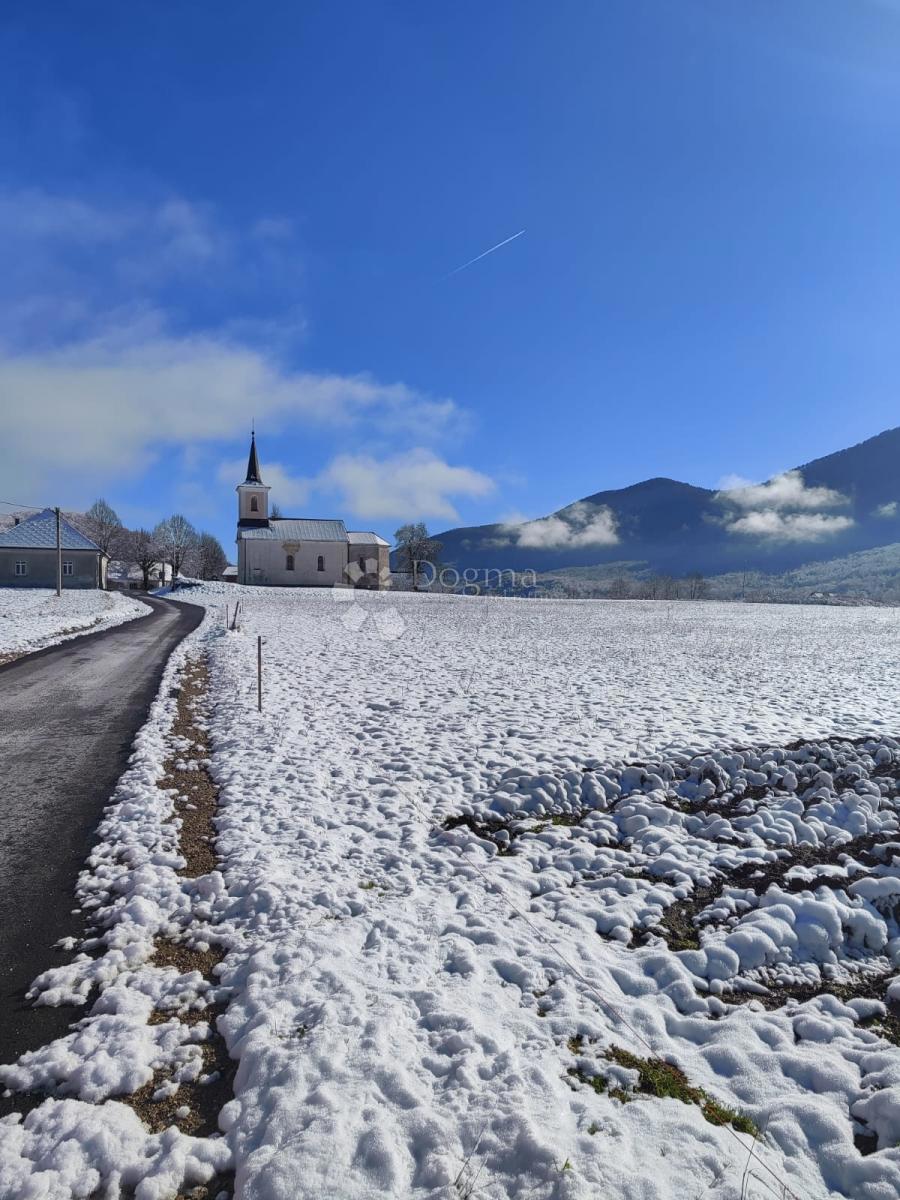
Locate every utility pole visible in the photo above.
<box><xmin>55</xmin><ymin>506</ymin><xmax>62</xmax><ymax>597</ymax></box>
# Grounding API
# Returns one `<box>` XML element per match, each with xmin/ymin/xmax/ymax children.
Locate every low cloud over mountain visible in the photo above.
<box><xmin>435</xmin><ymin>427</ymin><xmax>900</xmax><ymax>577</ymax></box>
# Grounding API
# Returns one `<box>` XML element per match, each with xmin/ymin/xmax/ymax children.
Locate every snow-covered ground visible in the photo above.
<box><xmin>3</xmin><ymin>589</ymin><xmax>900</xmax><ymax>1199</ymax></box>
<box><xmin>0</xmin><ymin>587</ymin><xmax>148</xmax><ymax>659</ymax></box>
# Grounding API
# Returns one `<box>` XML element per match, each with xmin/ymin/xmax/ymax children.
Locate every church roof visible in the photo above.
<box><xmin>0</xmin><ymin>508</ymin><xmax>103</xmax><ymax>552</ymax></box>
<box><xmin>347</xmin><ymin>531</ymin><xmax>390</xmax><ymax>546</ymax></box>
<box><xmin>244</xmin><ymin>433</ymin><xmax>263</xmax><ymax>484</ymax></box>
<box><xmin>238</xmin><ymin>518</ymin><xmax>349</xmax><ymax>542</ymax></box>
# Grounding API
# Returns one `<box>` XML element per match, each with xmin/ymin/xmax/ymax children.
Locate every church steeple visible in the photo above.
<box><xmin>245</xmin><ymin>430</ymin><xmax>263</xmax><ymax>484</ymax></box>
<box><xmin>236</xmin><ymin>429</ymin><xmax>271</xmax><ymax>528</ymax></box>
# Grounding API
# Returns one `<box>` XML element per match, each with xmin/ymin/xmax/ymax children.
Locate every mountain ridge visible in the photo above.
<box><xmin>434</xmin><ymin>425</ymin><xmax>900</xmax><ymax>577</ymax></box>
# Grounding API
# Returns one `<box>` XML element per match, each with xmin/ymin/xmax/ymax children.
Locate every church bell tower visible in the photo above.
<box><xmin>236</xmin><ymin>431</ymin><xmax>271</xmax><ymax>527</ymax></box>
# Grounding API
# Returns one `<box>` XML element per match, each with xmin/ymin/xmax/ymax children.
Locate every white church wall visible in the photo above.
<box><xmin>238</xmin><ymin>485</ymin><xmax>270</xmax><ymax>523</ymax></box>
<box><xmin>241</xmin><ymin>537</ymin><xmax>348</xmax><ymax>587</ymax></box>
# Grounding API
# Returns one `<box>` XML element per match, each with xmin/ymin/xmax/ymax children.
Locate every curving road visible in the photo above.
<box><xmin>0</xmin><ymin>595</ymin><xmax>204</xmax><ymax>1081</ymax></box>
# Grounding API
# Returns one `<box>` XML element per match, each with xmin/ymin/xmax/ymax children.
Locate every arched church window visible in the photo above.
<box><xmin>317</xmin><ymin>555</ymin><xmax>325</xmax><ymax>572</ymax></box>
<box><xmin>358</xmin><ymin>556</ymin><xmax>366</xmax><ymax>574</ymax></box>
<box><xmin>250</xmin><ymin>496</ymin><xmax>259</xmax><ymax>513</ymax></box>
<box><xmin>286</xmin><ymin>554</ymin><xmax>294</xmax><ymax>571</ymax></box>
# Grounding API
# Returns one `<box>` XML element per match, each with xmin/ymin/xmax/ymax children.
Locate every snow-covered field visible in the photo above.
<box><xmin>0</xmin><ymin>587</ymin><xmax>147</xmax><ymax>659</ymax></box>
<box><xmin>3</xmin><ymin>589</ymin><xmax>900</xmax><ymax>1200</ymax></box>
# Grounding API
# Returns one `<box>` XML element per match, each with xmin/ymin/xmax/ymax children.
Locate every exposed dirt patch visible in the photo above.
<box><xmin>120</xmin><ymin>1005</ymin><xmax>235</xmax><ymax>1138</ymax></box>
<box><xmin>441</xmin><ymin>811</ymin><xmax>515</xmax><ymax>853</ymax></box>
<box><xmin>652</xmin><ymin>833</ymin><xmax>894</xmax><ymax>952</ymax></box>
<box><xmin>151</xmin><ymin>937</ymin><xmax>225</xmax><ymax>980</ymax></box>
<box><xmin>175</xmin><ymin>1173</ymin><xmax>235</xmax><ymax>1200</ymax></box>
<box><xmin>115</xmin><ymin>655</ymin><xmax>235</xmax><ymax>1193</ymax></box>
<box><xmin>160</xmin><ymin>658</ymin><xmax>219</xmax><ymax>878</ymax></box>
<box><xmin>749</xmin><ymin>969</ymin><xmax>900</xmax><ymax>1047</ymax></box>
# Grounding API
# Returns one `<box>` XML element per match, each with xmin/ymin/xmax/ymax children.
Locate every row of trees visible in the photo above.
<box><xmin>606</xmin><ymin>572</ymin><xmax>710</xmax><ymax>600</ymax></box>
<box><xmin>82</xmin><ymin>500</ymin><xmax>227</xmax><ymax>587</ymax></box>
<box><xmin>545</xmin><ymin>572</ymin><xmax>712</xmax><ymax>601</ymax></box>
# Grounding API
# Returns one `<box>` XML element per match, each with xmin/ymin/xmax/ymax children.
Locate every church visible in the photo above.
<box><xmin>235</xmin><ymin>433</ymin><xmax>390</xmax><ymax>589</ymax></box>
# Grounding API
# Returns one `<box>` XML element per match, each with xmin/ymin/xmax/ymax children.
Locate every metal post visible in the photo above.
<box><xmin>55</xmin><ymin>506</ymin><xmax>62</xmax><ymax>597</ymax></box>
<box><xmin>257</xmin><ymin>635</ymin><xmax>262</xmax><ymax>712</ymax></box>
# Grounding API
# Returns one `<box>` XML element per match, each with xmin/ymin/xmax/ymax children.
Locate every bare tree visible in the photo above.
<box><xmin>153</xmin><ymin>514</ymin><xmax>197</xmax><ymax>579</ymax></box>
<box><xmin>84</xmin><ymin>498</ymin><xmax>124</xmax><ymax>557</ymax></box>
<box><xmin>685</xmin><ymin>572</ymin><xmax>709</xmax><ymax>600</ymax></box>
<box><xmin>659</xmin><ymin>575</ymin><xmax>680</xmax><ymax>600</ymax></box>
<box><xmin>197</xmin><ymin>532</ymin><xmax>228</xmax><ymax>580</ymax></box>
<box><xmin>270</xmin><ymin>501</ymin><xmax>283</xmax><ymax>519</ymax></box>
<box><xmin>394</xmin><ymin>522</ymin><xmax>442</xmax><ymax>591</ymax></box>
<box><xmin>607</xmin><ymin>576</ymin><xmax>633</xmax><ymax>599</ymax></box>
<box><xmin>121</xmin><ymin>527</ymin><xmax>162</xmax><ymax>590</ymax></box>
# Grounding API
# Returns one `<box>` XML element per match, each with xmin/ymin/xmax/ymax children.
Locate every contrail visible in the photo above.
<box><xmin>444</xmin><ymin>229</ymin><xmax>525</xmax><ymax>278</ymax></box>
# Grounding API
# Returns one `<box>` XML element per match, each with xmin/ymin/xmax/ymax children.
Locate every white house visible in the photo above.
<box><xmin>108</xmin><ymin>560</ymin><xmax>173</xmax><ymax>591</ymax></box>
<box><xmin>235</xmin><ymin>434</ymin><xmax>390</xmax><ymax>588</ymax></box>
<box><xmin>0</xmin><ymin>509</ymin><xmax>108</xmax><ymax>589</ymax></box>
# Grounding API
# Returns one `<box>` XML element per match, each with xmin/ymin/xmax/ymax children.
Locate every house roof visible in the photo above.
<box><xmin>347</xmin><ymin>531</ymin><xmax>390</xmax><ymax>547</ymax></box>
<box><xmin>222</xmin><ymin>564</ymin><xmax>238</xmax><ymax>577</ymax></box>
<box><xmin>238</xmin><ymin>518</ymin><xmax>348</xmax><ymax>542</ymax></box>
<box><xmin>0</xmin><ymin>508</ymin><xmax>103</xmax><ymax>552</ymax></box>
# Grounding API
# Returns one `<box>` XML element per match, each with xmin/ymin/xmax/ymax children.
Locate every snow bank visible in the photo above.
<box><xmin>3</xmin><ymin>591</ymin><xmax>900</xmax><ymax>1198</ymax></box>
<box><xmin>0</xmin><ymin>588</ymin><xmax>147</xmax><ymax>659</ymax></box>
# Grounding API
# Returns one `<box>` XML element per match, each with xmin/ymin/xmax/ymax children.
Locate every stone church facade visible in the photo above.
<box><xmin>236</xmin><ymin>435</ymin><xmax>390</xmax><ymax>588</ymax></box>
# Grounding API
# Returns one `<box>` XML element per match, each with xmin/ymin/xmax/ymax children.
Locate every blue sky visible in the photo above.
<box><xmin>2</xmin><ymin>0</ymin><xmax>900</xmax><ymax>551</ymax></box>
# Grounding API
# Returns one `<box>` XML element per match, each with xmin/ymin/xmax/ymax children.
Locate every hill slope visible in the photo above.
<box><xmin>435</xmin><ymin>426</ymin><xmax>900</xmax><ymax>576</ymax></box>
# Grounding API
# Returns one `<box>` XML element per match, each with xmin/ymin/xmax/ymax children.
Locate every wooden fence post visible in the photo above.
<box><xmin>257</xmin><ymin>634</ymin><xmax>262</xmax><ymax>712</ymax></box>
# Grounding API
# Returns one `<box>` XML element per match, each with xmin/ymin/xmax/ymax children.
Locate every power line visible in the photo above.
<box><xmin>0</xmin><ymin>499</ymin><xmax>46</xmax><ymax>511</ymax></box>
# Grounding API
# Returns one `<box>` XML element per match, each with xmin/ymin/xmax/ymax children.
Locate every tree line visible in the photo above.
<box><xmin>80</xmin><ymin>499</ymin><xmax>227</xmax><ymax>587</ymax></box>
<box><xmin>537</xmin><ymin>572</ymin><xmax>712</xmax><ymax>600</ymax></box>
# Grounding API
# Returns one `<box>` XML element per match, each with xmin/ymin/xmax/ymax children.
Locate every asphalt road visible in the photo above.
<box><xmin>0</xmin><ymin>595</ymin><xmax>204</xmax><ymax>1079</ymax></box>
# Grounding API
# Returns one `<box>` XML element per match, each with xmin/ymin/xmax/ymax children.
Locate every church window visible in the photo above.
<box><xmin>317</xmin><ymin>555</ymin><xmax>325</xmax><ymax>572</ymax></box>
<box><xmin>285</xmin><ymin>553</ymin><xmax>294</xmax><ymax>571</ymax></box>
<box><xmin>250</xmin><ymin>496</ymin><xmax>259</xmax><ymax>513</ymax></box>
<box><xmin>358</xmin><ymin>556</ymin><xmax>366</xmax><ymax>574</ymax></box>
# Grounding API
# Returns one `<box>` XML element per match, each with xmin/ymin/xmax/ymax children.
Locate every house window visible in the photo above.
<box><xmin>63</xmin><ymin>560</ymin><xmax>74</xmax><ymax>576</ymax></box>
<box><xmin>250</xmin><ymin>496</ymin><xmax>259</xmax><ymax>513</ymax></box>
<box><xmin>14</xmin><ymin>560</ymin><xmax>27</xmax><ymax>576</ymax></box>
<box><xmin>317</xmin><ymin>555</ymin><xmax>325</xmax><ymax>572</ymax></box>
<box><xmin>285</xmin><ymin>553</ymin><xmax>295</xmax><ymax>571</ymax></box>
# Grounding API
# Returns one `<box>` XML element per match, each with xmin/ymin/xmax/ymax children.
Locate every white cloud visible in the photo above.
<box><xmin>715</xmin><ymin>469</ymin><xmax>853</xmax><ymax>542</ymax></box>
<box><xmin>0</xmin><ymin>325</ymin><xmax>465</xmax><ymax>501</ymax></box>
<box><xmin>216</xmin><ymin>458</ymin><xmax>311</xmax><ymax>509</ymax></box>
<box><xmin>874</xmin><ymin>501</ymin><xmax>898</xmax><ymax>518</ymax></box>
<box><xmin>724</xmin><ymin>511</ymin><xmax>855</xmax><ymax>542</ymax></box>
<box><xmin>716</xmin><ymin>470</ymin><xmax>848</xmax><ymax>513</ymax></box>
<box><xmin>0</xmin><ymin>184</ymin><xmax>483</xmax><ymax>524</ymax></box>
<box><xmin>0</xmin><ymin>188</ymin><xmax>227</xmax><ymax>276</ymax></box>
<box><xmin>715</xmin><ymin>472</ymin><xmax>756</xmax><ymax>492</ymax></box>
<box><xmin>318</xmin><ymin>450</ymin><xmax>495</xmax><ymax>521</ymax></box>
<box><xmin>501</xmin><ymin>501</ymin><xmax>619</xmax><ymax>550</ymax></box>
<box><xmin>0</xmin><ymin>187</ymin><xmax>306</xmax><ymax>349</ymax></box>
